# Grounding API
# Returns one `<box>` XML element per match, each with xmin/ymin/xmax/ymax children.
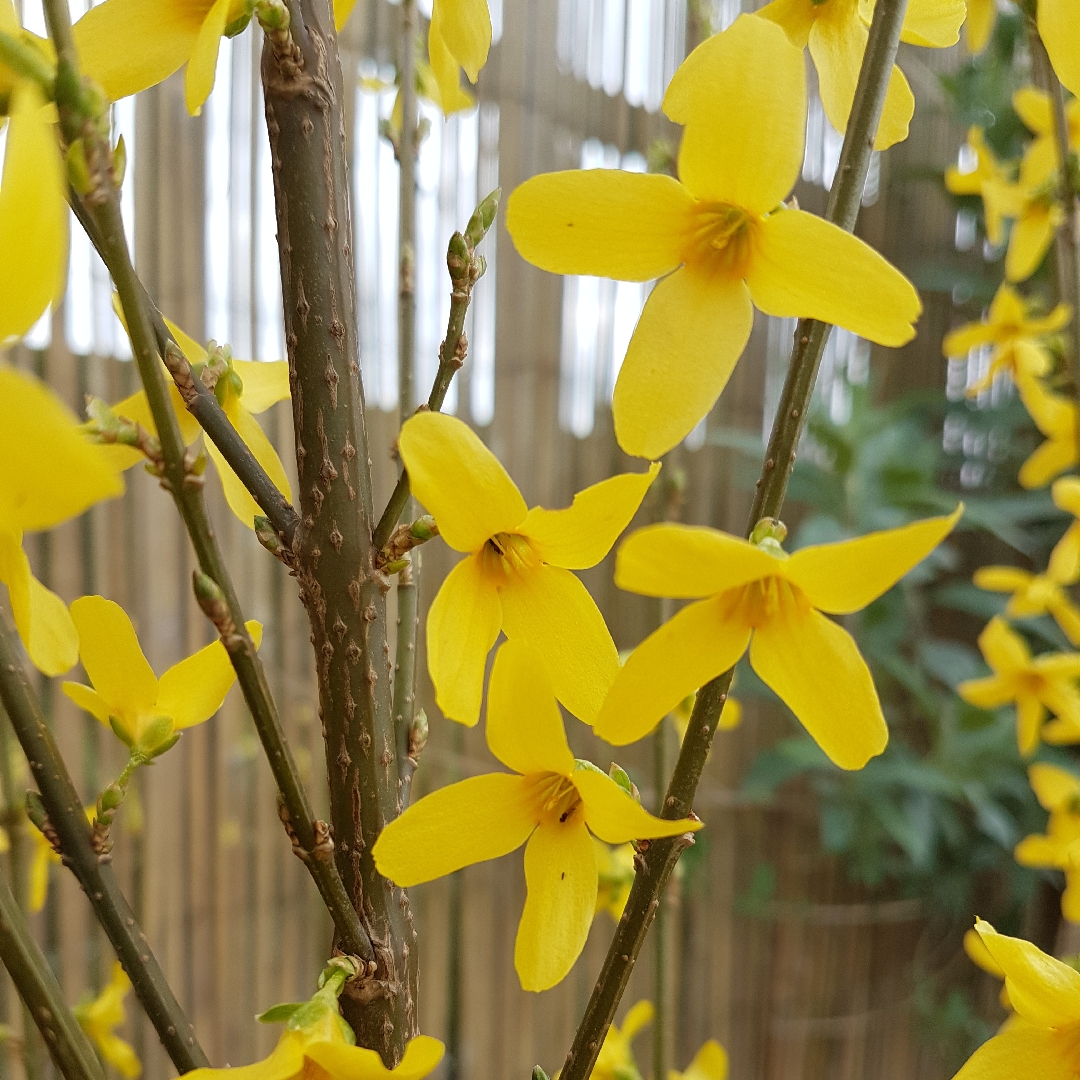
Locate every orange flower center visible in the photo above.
<box><xmin>484</xmin><ymin>532</ymin><xmax>541</xmax><ymax>577</ymax></box>
<box><xmin>730</xmin><ymin>576</ymin><xmax>808</xmax><ymax>629</ymax></box>
<box><xmin>529</xmin><ymin>772</ymin><xmax>582</xmax><ymax>826</ymax></box>
<box><xmin>684</xmin><ymin>202</ymin><xmax>757</xmax><ymax>278</ymax></box>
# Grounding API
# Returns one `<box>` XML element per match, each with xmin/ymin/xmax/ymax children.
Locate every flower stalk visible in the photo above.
<box><xmin>559</xmin><ymin>0</ymin><xmax>910</xmax><ymax>1075</ymax></box>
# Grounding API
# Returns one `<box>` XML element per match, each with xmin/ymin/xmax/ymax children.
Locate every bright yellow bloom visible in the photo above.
<box><xmin>1039</xmin><ymin>0</ymin><xmax>1080</xmax><ymax>100</ymax></box>
<box><xmin>108</xmin><ymin>318</ymin><xmax>293</xmax><ymax>529</ymax></box>
<box><xmin>593</xmin><ymin>1000</ymin><xmax>652</xmax><ymax>1080</ymax></box>
<box><xmin>399</xmin><ymin>410</ymin><xmax>657</xmax><ymax>726</ymax></box>
<box><xmin>27</xmin><ymin>819</ymin><xmax>60</xmax><ymax>913</ymax></box>
<box><xmin>758</xmin><ymin>0</ymin><xmax>964</xmax><ymax>151</ymax></box>
<box><xmin>506</xmin><ymin>15</ymin><xmax>920</xmax><ymax>460</ymax></box>
<box><xmin>1015</xmin><ymin>764</ymin><xmax>1080</xmax><ymax>922</ymax></box>
<box><xmin>373</xmin><ymin>641</ymin><xmax>701</xmax><ymax>992</ymax></box>
<box><xmin>0</xmin><ymin>369</ymin><xmax>124</xmax><ymax>675</ymax></box>
<box><xmin>982</xmin><ymin>158</ymin><xmax>1065</xmax><ymax>284</ymax></box>
<box><xmin>1017</xmin><ymin>375</ymin><xmax>1078</xmax><ymax>489</ymax></box>
<box><xmin>1014</xmin><ymin>85</ymin><xmax>1080</xmax><ymax>189</ymax></box>
<box><xmin>74</xmin><ymin>962</ymin><xmax>141</xmax><ymax>1079</ymax></box>
<box><xmin>963</xmin><ymin>0</ymin><xmax>995</xmax><ymax>53</ymax></box>
<box><xmin>62</xmin><ymin>596</ymin><xmax>261</xmax><ymax>755</ymax></box>
<box><xmin>596</xmin><ymin>510</ymin><xmax>961</xmax><ymax>769</ymax></box>
<box><xmin>669</xmin><ymin>687</ymin><xmax>741</xmax><ymax>742</ymax></box>
<box><xmin>953</xmin><ymin>919</ymin><xmax>1080</xmax><ymax>1079</ymax></box>
<box><xmin>957</xmin><ymin>618</ymin><xmax>1080</xmax><ymax>755</ymax></box>
<box><xmin>973</xmin><ymin>543</ymin><xmax>1080</xmax><ymax>648</ymax></box>
<box><xmin>73</xmin><ymin>0</ymin><xmax>250</xmax><ymax>116</ymax></box>
<box><xmin>964</xmin><ymin>926</ymin><xmax>1011</xmax><ymax>1010</ymax></box>
<box><xmin>669</xmin><ymin>1040</ymin><xmax>729</xmax><ymax>1080</ymax></box>
<box><xmin>942</xmin><ymin>283</ymin><xmax>1071</xmax><ymax>395</ymax></box>
<box><xmin>0</xmin><ymin>0</ymin><xmax>66</xmax><ymax>343</ymax></box>
<box><xmin>594</xmin><ymin>839</ymin><xmax>635</xmax><ymax>921</ymax></box>
<box><xmin>945</xmin><ymin>127</ymin><xmax>1011</xmax><ymax>197</ymax></box>
<box><xmin>1052</xmin><ymin>478</ymin><xmax>1080</xmax><ymax>583</ymax></box>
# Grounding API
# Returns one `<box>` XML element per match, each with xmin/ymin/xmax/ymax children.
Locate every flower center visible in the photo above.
<box><xmin>529</xmin><ymin>772</ymin><xmax>582</xmax><ymax>826</ymax></box>
<box><xmin>484</xmin><ymin>532</ymin><xmax>541</xmax><ymax>576</ymax></box>
<box><xmin>731</xmin><ymin>576</ymin><xmax>808</xmax><ymax>629</ymax></box>
<box><xmin>684</xmin><ymin>202</ymin><xmax>757</xmax><ymax>278</ymax></box>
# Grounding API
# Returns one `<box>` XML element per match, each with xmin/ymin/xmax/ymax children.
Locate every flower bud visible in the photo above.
<box><xmin>464</xmin><ymin>188</ymin><xmax>501</xmax><ymax>249</ymax></box>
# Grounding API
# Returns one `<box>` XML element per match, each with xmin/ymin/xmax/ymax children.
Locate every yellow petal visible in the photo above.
<box><xmin>681</xmin><ymin>1041</ymin><xmax>729</xmax><ymax>1080</ymax></box>
<box><xmin>426</xmin><ymin>552</ymin><xmax>501</xmax><ymax>726</ymax></box>
<box><xmin>62</xmin><ymin>682</ymin><xmax>114</xmax><ymax>727</ymax></box>
<box><xmin>620</xmin><ymin>999</ymin><xmax>654</xmax><ymax>1040</ymax></box>
<box><xmin>1064</xmin><ymin>870</ymin><xmax>1080</xmax><ymax>923</ymax></box>
<box><xmin>1039</xmin><ymin>0</ymin><xmax>1080</xmax><ymax>98</ymax></box>
<box><xmin>0</xmin><ymin>368</ymin><xmax>124</xmax><ymax>531</ymax></box>
<box><xmin>110</xmin><ymin>380</ymin><xmax>203</xmax><ymax>449</ymax></box>
<box><xmin>784</xmin><ymin>508</ymin><xmax>961</xmax><ymax>614</ymax></box>
<box><xmin>156</xmin><ymin>622</ymin><xmax>260</xmax><ymax>729</ymax></box>
<box><xmin>594</xmin><ymin>594</ymin><xmax>750</xmax><ymax>746</ymax></box>
<box><xmin>973</xmin><ymin>566</ymin><xmax>1033</xmax><ymax>593</ymax></box>
<box><xmin>184</xmin><ymin>1031</ymin><xmax>305</xmax><ymax>1080</ymax></box>
<box><xmin>1014</xmin><ymin>86</ymin><xmax>1052</xmax><ymax>136</ymax></box>
<box><xmin>615</xmin><ymin>523</ymin><xmax>781</xmax><ymax>599</ymax></box>
<box><xmin>957</xmin><ymin>676</ymin><xmax>1015</xmax><ymax>710</ymax></box>
<box><xmin>573</xmin><ymin>765</ymin><xmax>702</xmax><ymax>843</ymax></box>
<box><xmin>964</xmin><ymin>0</ymin><xmax>996</xmax><ymax>54</ymax></box>
<box><xmin>747</xmin><ymin>208</ymin><xmax>921</xmax><ymax>347</ymax></box>
<box><xmin>514</xmin><ymin>816</ymin><xmax>595</xmax><ymax>992</ymax></box>
<box><xmin>432</xmin><ymin>0</ymin><xmax>491</xmax><ymax>82</ymax></box>
<box><xmin>69</xmin><ymin>596</ymin><xmax>158</xmax><ymax>717</ymax></box>
<box><xmin>612</xmin><ymin>268</ymin><xmax>754</xmax><ymax>460</ymax></box>
<box><xmin>975</xmin><ymin>918</ymin><xmax>1080</xmax><ymax>1028</ymax></box>
<box><xmin>506</xmin><ymin>171</ymin><xmax>693</xmax><ymax>282</ymax></box>
<box><xmin>1049</xmin><ymin>526</ymin><xmax>1080</xmax><ymax>583</ymax></box>
<box><xmin>671</xmin><ymin>15</ymin><xmax>805</xmax><ymax>214</ymax></box>
<box><xmin>394</xmin><ymin>1037</ymin><xmax>447</xmax><ymax>1080</ymax></box>
<box><xmin>1016</xmin><ymin>693</ymin><xmax>1045</xmax><ymax>756</ymax></box>
<box><xmin>520</xmin><ymin>464</ymin><xmax>660</xmax><ymax>570</ymax></box>
<box><xmin>73</xmin><ymin>0</ymin><xmax>204</xmax><ymax>103</ymax></box>
<box><xmin>231</xmin><ymin>360</ymin><xmax>291</xmax><ymax>414</ymax></box>
<box><xmin>427</xmin><ymin>20</ymin><xmax>474</xmax><ymax>115</ymax></box>
<box><xmin>372</xmin><ymin>773</ymin><xmax>538</xmax><ymax>886</ymax></box>
<box><xmin>755</xmin><ymin>0</ymin><xmax>816</xmax><ymax>49</ymax></box>
<box><xmin>0</xmin><ymin>82</ymin><xmax>67</xmax><ymax>341</ymax></box>
<box><xmin>185</xmin><ymin>0</ymin><xmax>230</xmax><ymax>116</ymax></box>
<box><xmin>95</xmin><ymin>1034</ymin><xmax>141</xmax><ymax>1080</ymax></box>
<box><xmin>399</xmin><ymin>412</ymin><xmax>527</xmax><ymax>552</ymax></box>
<box><xmin>334</xmin><ymin>0</ymin><xmax>359</xmax><ymax>32</ymax></box>
<box><xmin>499</xmin><ymin>564</ymin><xmax>618</xmax><ymax>726</ymax></box>
<box><xmin>1021</xmin><ymin>435</ymin><xmax>1076</xmax><ymax>490</ymax></box>
<box><xmin>1029</xmin><ymin>764</ymin><xmax>1080</xmax><ymax>812</ymax></box>
<box><xmin>1054</xmin><ymin>477</ymin><xmax>1080</xmax><ymax>518</ymax></box>
<box><xmin>161</xmin><ymin>316</ymin><xmax>208</xmax><ymax>365</ymax></box>
<box><xmin>0</xmin><ymin>533</ymin><xmax>78</xmax><ymax>676</ymax></box>
<box><xmin>895</xmin><ymin>0</ymin><xmax>965</xmax><ymax>47</ymax></box>
<box><xmin>485</xmin><ymin>640</ymin><xmax>575</xmax><ymax>777</ymax></box>
<box><xmin>1007</xmin><ymin>205</ymin><xmax>1059</xmax><ymax>283</ymax></box>
<box><xmin>942</xmin><ymin>321</ymin><xmax>997</xmax><ymax>358</ymax></box>
<box><xmin>977</xmin><ymin>616</ymin><xmax>1029</xmax><ymax>673</ymax></box>
<box><xmin>964</xmin><ymin>927</ymin><xmax>1005</xmax><ymax>979</ymax></box>
<box><xmin>306</xmin><ymin>1035</ymin><xmax>444</xmax><ymax>1080</ymax></box>
<box><xmin>749</xmin><ymin>585</ymin><xmax>887</xmax><ymax>770</ymax></box>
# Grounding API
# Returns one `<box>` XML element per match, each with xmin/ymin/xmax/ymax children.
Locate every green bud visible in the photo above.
<box><xmin>608</xmin><ymin>763</ymin><xmax>634</xmax><ymax>797</ymax></box>
<box><xmin>112</xmin><ymin>135</ymin><xmax>127</xmax><ymax>189</ymax></box>
<box><xmin>66</xmin><ymin>139</ymin><xmax>94</xmax><ymax>196</ymax></box>
<box><xmin>193</xmin><ymin>571</ymin><xmax>224</xmax><ymax>606</ymax></box>
<box><xmin>464</xmin><ymin>187</ymin><xmax>501</xmax><ymax>248</ymax></box>
<box><xmin>446</xmin><ymin>231</ymin><xmax>470</xmax><ymax>279</ymax></box>
<box><xmin>409</xmin><ymin>515</ymin><xmax>438</xmax><ymax>541</ymax></box>
<box><xmin>24</xmin><ymin>790</ymin><xmax>47</xmax><ymax>832</ymax></box>
<box><xmin>226</xmin><ymin>368</ymin><xmax>244</xmax><ymax>398</ymax></box>
<box><xmin>108</xmin><ymin>715</ymin><xmax>134</xmax><ymax>748</ymax></box>
<box><xmin>382</xmin><ymin>557</ymin><xmax>410</xmax><ymax>575</ymax></box>
<box><xmin>254</xmin><ymin>516</ymin><xmax>282</xmax><ymax>555</ymax></box>
<box><xmin>472</xmin><ymin>253</ymin><xmax>487</xmax><ymax>280</ymax></box>
<box><xmin>750</xmin><ymin>517</ymin><xmax>787</xmax><ymax>547</ymax></box>
<box><xmin>533</xmin><ymin>1067</ymin><xmax>551</xmax><ymax>1080</ymax></box>
<box><xmin>254</xmin><ymin>0</ymin><xmax>289</xmax><ymax>31</ymax></box>
<box><xmin>79</xmin><ymin>78</ymin><xmax>110</xmax><ymax>126</ymax></box>
<box><xmin>97</xmin><ymin>782</ymin><xmax>125</xmax><ymax>814</ymax></box>
<box><xmin>136</xmin><ymin>715</ymin><xmax>176</xmax><ymax>757</ymax></box>
<box><xmin>408</xmin><ymin>708</ymin><xmax>428</xmax><ymax>759</ymax></box>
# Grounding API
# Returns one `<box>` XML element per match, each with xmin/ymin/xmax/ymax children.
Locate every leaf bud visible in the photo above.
<box><xmin>533</xmin><ymin>1067</ymin><xmax>551</xmax><ymax>1080</ymax></box>
<box><xmin>24</xmin><ymin>790</ymin><xmax>48</xmax><ymax>832</ymax></box>
<box><xmin>254</xmin><ymin>0</ymin><xmax>289</xmax><ymax>32</ymax></box>
<box><xmin>254</xmin><ymin>516</ymin><xmax>282</xmax><ymax>556</ymax></box>
<box><xmin>464</xmin><ymin>187</ymin><xmax>501</xmax><ymax>248</ymax></box>
<box><xmin>97</xmin><ymin>781</ymin><xmax>125</xmax><ymax>814</ymax></box>
<box><xmin>408</xmin><ymin>708</ymin><xmax>428</xmax><ymax>760</ymax></box>
<box><xmin>66</xmin><ymin>139</ymin><xmax>94</xmax><ymax>196</ymax></box>
<box><xmin>409</xmin><ymin>515</ymin><xmax>438</xmax><ymax>541</ymax></box>
<box><xmin>112</xmin><ymin>134</ymin><xmax>127</xmax><ymax>189</ymax></box>
<box><xmin>446</xmin><ymin>231</ymin><xmax>470</xmax><ymax>279</ymax></box>
<box><xmin>608</xmin><ymin>762</ymin><xmax>634</xmax><ymax>797</ymax></box>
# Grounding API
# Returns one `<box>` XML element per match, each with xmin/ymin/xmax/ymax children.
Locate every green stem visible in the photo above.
<box><xmin>559</xmin><ymin>2</ymin><xmax>909</xmax><ymax>1075</ymax></box>
<box><xmin>0</xmin><ymin>614</ymin><xmax>208</xmax><ymax>1073</ymax></box>
<box><xmin>0</xmin><ymin>870</ymin><xmax>103</xmax><ymax>1080</ymax></box>
<box><xmin>0</xmin><ymin>31</ymin><xmax>55</xmax><ymax>95</ymax></box>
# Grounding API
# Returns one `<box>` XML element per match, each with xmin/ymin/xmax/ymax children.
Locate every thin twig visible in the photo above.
<box><xmin>559</xmin><ymin>2</ymin><xmax>910</xmax><ymax>1075</ymax></box>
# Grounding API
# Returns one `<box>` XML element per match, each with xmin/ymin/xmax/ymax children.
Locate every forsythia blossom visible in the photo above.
<box><xmin>592</xmin><ymin>1000</ymin><xmax>652</xmax><ymax>1080</ymax></box>
<box><xmin>1014</xmin><ymin>86</ymin><xmax>1080</xmax><ymax>189</ymax></box>
<box><xmin>1038</xmin><ymin>0</ymin><xmax>1080</xmax><ymax>100</ymax></box>
<box><xmin>963</xmin><ymin>0</ymin><xmax>995</xmax><ymax>54</ymax></box>
<box><xmin>373</xmin><ymin>641</ymin><xmax>700</xmax><ymax>992</ymax></box>
<box><xmin>506</xmin><ymin>14</ymin><xmax>920</xmax><ymax>460</ymax></box>
<box><xmin>1014</xmin><ymin>764</ymin><xmax>1080</xmax><ymax>922</ymax></box>
<box><xmin>399</xmin><ymin>410</ymin><xmax>657</xmax><ymax>726</ymax></box>
<box><xmin>1017</xmin><ymin>376</ymin><xmax>1079</xmax><ymax>489</ymax></box>
<box><xmin>596</xmin><ymin>510</ymin><xmax>961</xmax><ymax>769</ymax></box>
<box><xmin>669</xmin><ymin>1040</ymin><xmax>729</xmax><ymax>1080</ymax></box>
<box><xmin>75</xmin><ymin>963</ymin><xmax>141</xmax><ymax>1079</ymax></box>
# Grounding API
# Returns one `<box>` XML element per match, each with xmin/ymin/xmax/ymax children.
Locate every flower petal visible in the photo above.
<box><xmin>975</xmin><ymin>918</ymin><xmax>1080</xmax><ymax>1028</ymax></box>
<box><xmin>671</xmin><ymin>14</ymin><xmax>805</xmax><ymax>213</ymax></box>
<box><xmin>615</xmin><ymin>523</ymin><xmax>780</xmax><ymax>599</ymax></box>
<box><xmin>784</xmin><ymin>508</ymin><xmax>961</xmax><ymax>614</ymax></box>
<box><xmin>334</xmin><ymin>0</ymin><xmax>359</xmax><ymax>31</ymax></box>
<box><xmin>1029</xmin><ymin>764</ymin><xmax>1080</xmax><ymax>812</ymax></box>
<box><xmin>62</xmin><ymin>682</ymin><xmax>113</xmax><ymax>726</ymax></box>
<box><xmin>427</xmin><ymin>19</ymin><xmax>475</xmax><ymax>114</ymax></box>
<box><xmin>593</xmin><ymin>593</ymin><xmax>750</xmax><ymax>746</ymax></box>
<box><xmin>964</xmin><ymin>0</ymin><xmax>996</xmax><ymax>54</ymax></box>
<box><xmin>747</xmin><ymin>209</ymin><xmax>921</xmax><ymax>347</ymax></box>
<box><xmin>1007</xmin><ymin>205</ymin><xmax>1060</xmax><ymax>283</ymax></box>
<box><xmin>306</xmin><ymin>1035</ymin><xmax>444</xmax><ymax>1080</ymax></box>
<box><xmin>1016</xmin><ymin>694</ymin><xmax>1045</xmax><ymax>756</ymax></box>
<box><xmin>485</xmin><ymin>640</ymin><xmax>575</xmax><ymax>777</ymax></box>
<box><xmin>942</xmin><ymin>321</ymin><xmax>997</xmax><ymax>357</ymax></box>
<box><xmin>682</xmin><ymin>1040</ymin><xmax>729</xmax><ymax>1080</ymax></box>
<box><xmin>373</xmin><ymin>773</ymin><xmax>538</xmax><ymax>886</ymax></box>
<box><xmin>755</xmin><ymin>0</ymin><xmax>816</xmax><ymax>49</ymax></box>
<box><xmin>1040</xmin><ymin>0</ymin><xmax>1080</xmax><ymax>97</ymax></box>
<box><xmin>506</xmin><ymin>171</ymin><xmax>694</xmax><ymax>282</ymax></box>
<box><xmin>232</xmin><ymin>360</ymin><xmax>291</xmax><ymax>415</ymax></box>
<box><xmin>499</xmin><ymin>565</ymin><xmax>619</xmax><ymax>726</ymax></box>
<box><xmin>69</xmin><ymin>596</ymin><xmax>158</xmax><ymax>717</ymax></box>
<box><xmin>432</xmin><ymin>0</ymin><xmax>491</xmax><ymax>82</ymax></box>
<box><xmin>156</xmin><ymin>621</ymin><xmax>260</xmax><ymax>729</ymax></box>
<box><xmin>185</xmin><ymin>0</ymin><xmax>230</xmax><ymax>116</ymax></box>
<box><xmin>426</xmin><ymin>552</ymin><xmax>501</xmax><ymax>726</ymax></box>
<box><xmin>750</xmin><ymin>587</ymin><xmax>887</xmax><ymax>770</ymax></box>
<box><xmin>1021</xmin><ymin>436</ymin><xmax>1076</xmax><ymax>490</ymax></box>
<box><xmin>73</xmin><ymin>0</ymin><xmax>203</xmax><ymax>103</ymax></box>
<box><xmin>1014</xmin><ymin>86</ymin><xmax>1052</xmax><ymax>136</ymax></box>
<box><xmin>977</xmin><ymin>616</ymin><xmax>1030</xmax><ymax>673</ymax></box>
<box><xmin>520</xmin><ymin>464</ymin><xmax>660</xmax><ymax>570</ymax></box>
<box><xmin>0</xmin><ymin>83</ymin><xmax>67</xmax><ymax>342</ymax></box>
<box><xmin>514</xmin><ymin>816</ymin><xmax>596</xmax><ymax>992</ymax></box>
<box><xmin>973</xmin><ymin>566</ymin><xmax>1033</xmax><ymax>593</ymax></box>
<box><xmin>612</xmin><ymin>267</ymin><xmax>754</xmax><ymax>460</ymax></box>
<box><xmin>399</xmin><ymin>412</ymin><xmax>527</xmax><ymax>552</ymax></box>
<box><xmin>952</xmin><ymin>1026</ymin><xmax>1073</xmax><ymax>1080</ymax></box>
<box><xmin>184</xmin><ymin>1032</ymin><xmax>305</xmax><ymax>1080</ymax></box>
<box><xmin>957</xmin><ymin>676</ymin><xmax>1015</xmax><ymax>710</ymax></box>
<box><xmin>894</xmin><ymin>0</ymin><xmax>965</xmax><ymax>47</ymax></box>
<box><xmin>574</xmin><ymin>766</ymin><xmax>702</xmax><ymax>843</ymax></box>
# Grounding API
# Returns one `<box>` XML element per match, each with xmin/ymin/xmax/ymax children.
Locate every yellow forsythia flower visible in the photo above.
<box><xmin>982</xmin><ymin>163</ymin><xmax>1064</xmax><ymax>284</ymax></box>
<box><xmin>957</xmin><ymin>618</ymin><xmax>1080</xmax><ymax>755</ymax></box>
<box><xmin>1014</xmin><ymin>85</ymin><xmax>1080</xmax><ymax>190</ymax></box>
<box><xmin>1052</xmin><ymin>478</ymin><xmax>1080</xmax><ymax>582</ymax></box>
<box><xmin>28</xmin><ymin>820</ymin><xmax>60</xmax><ymax>913</ymax></box>
<box><xmin>962</xmin><ymin>926</ymin><xmax>1011</xmax><ymax>1009</ymax></box>
<box><xmin>963</xmin><ymin>0</ymin><xmax>996</xmax><ymax>54</ymax></box>
<box><xmin>0</xmin><ymin>0</ymin><xmax>67</xmax><ymax>343</ymax></box>
<box><xmin>399</xmin><ymin>410</ymin><xmax>658</xmax><ymax>726</ymax></box>
<box><xmin>953</xmin><ymin>919</ymin><xmax>1080</xmax><ymax>1078</ymax></box>
<box><xmin>1015</xmin><ymin>764</ymin><xmax>1080</xmax><ymax>922</ymax></box>
<box><xmin>506</xmin><ymin>15</ymin><xmax>920</xmax><ymax>460</ymax></box>
<box><xmin>594</xmin><ymin>839</ymin><xmax>635</xmax><ymax>921</ymax></box>
<box><xmin>74</xmin><ymin>962</ymin><xmax>141</xmax><ymax>1079</ymax></box>
<box><xmin>0</xmin><ymin>369</ymin><xmax>124</xmax><ymax>675</ymax></box>
<box><xmin>1038</xmin><ymin>0</ymin><xmax>1080</xmax><ymax>100</ymax></box>
<box><xmin>596</xmin><ymin>509</ymin><xmax>962</xmax><ymax>770</ymax></box>
<box><xmin>942</xmin><ymin>282</ymin><xmax>1071</xmax><ymax>396</ymax></box>
<box><xmin>73</xmin><ymin>0</ymin><xmax>251</xmax><ymax>116</ymax></box>
<box><xmin>373</xmin><ymin>641</ymin><xmax>700</xmax><ymax>992</ymax></box>
<box><xmin>945</xmin><ymin>127</ymin><xmax>1011</xmax><ymax>198</ymax></box>
<box><xmin>669</xmin><ymin>1040</ymin><xmax>729</xmax><ymax>1080</ymax></box>
<box><xmin>593</xmin><ymin>1000</ymin><xmax>651</xmax><ymax>1080</ymax></box>
<box><xmin>1017</xmin><ymin>376</ymin><xmax>1078</xmax><ymax>489</ymax></box>
<box><xmin>973</xmin><ymin>541</ymin><xmax>1080</xmax><ymax>649</ymax></box>
<box><xmin>62</xmin><ymin>596</ymin><xmax>261</xmax><ymax>755</ymax></box>
<box><xmin>108</xmin><ymin>317</ymin><xmax>292</xmax><ymax>529</ymax></box>
<box><xmin>759</xmin><ymin>0</ymin><xmax>963</xmax><ymax>151</ymax></box>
